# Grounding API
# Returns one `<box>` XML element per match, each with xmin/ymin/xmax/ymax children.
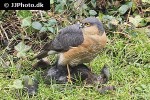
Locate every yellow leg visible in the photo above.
<box><xmin>88</xmin><ymin>62</ymin><xmax>93</xmax><ymax>71</ymax></box>
<box><xmin>67</xmin><ymin>64</ymin><xmax>72</xmax><ymax>84</ymax></box>
<box><xmin>89</xmin><ymin>63</ymin><xmax>91</xmax><ymax>67</ymax></box>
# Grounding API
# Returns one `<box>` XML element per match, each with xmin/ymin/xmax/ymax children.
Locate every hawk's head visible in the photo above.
<box><xmin>80</xmin><ymin>17</ymin><xmax>105</xmax><ymax>35</ymax></box>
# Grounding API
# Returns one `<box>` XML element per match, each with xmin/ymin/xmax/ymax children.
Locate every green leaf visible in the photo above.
<box><xmin>132</xmin><ymin>2</ymin><xmax>137</xmax><ymax>11</ymax></box>
<box><xmin>89</xmin><ymin>10</ymin><xmax>97</xmax><ymax>16</ymax></box>
<box><xmin>102</xmin><ymin>15</ymin><xmax>114</xmax><ymax>22</ymax></box>
<box><xmin>118</xmin><ymin>5</ymin><xmax>129</xmax><ymax>15</ymax></box>
<box><xmin>127</xmin><ymin>2</ymin><xmax>133</xmax><ymax>8</ymax></box>
<box><xmin>141</xmin><ymin>84</ymin><xmax>147</xmax><ymax>89</ymax></box>
<box><xmin>17</xmin><ymin>10</ymin><xmax>32</xmax><ymax>18</ymax></box>
<box><xmin>47</xmin><ymin>27</ymin><xmax>54</xmax><ymax>33</ymax></box>
<box><xmin>145</xmin><ymin>17</ymin><xmax>150</xmax><ymax>22</ymax></box>
<box><xmin>135</xmin><ymin>87</ymin><xmax>142</xmax><ymax>91</ymax></box>
<box><xmin>98</xmin><ymin>12</ymin><xmax>104</xmax><ymax>20</ymax></box>
<box><xmin>83</xmin><ymin>4</ymin><xmax>88</xmax><ymax>9</ymax></box>
<box><xmin>61</xmin><ymin>0</ymin><xmax>67</xmax><ymax>5</ymax></box>
<box><xmin>43</xmin><ymin>23</ymin><xmax>49</xmax><ymax>27</ymax></box>
<box><xmin>17</xmin><ymin>52</ymin><xmax>26</xmax><ymax>58</ymax></box>
<box><xmin>139</xmin><ymin>19</ymin><xmax>147</xmax><ymax>27</ymax></box>
<box><xmin>21</xmin><ymin>17</ymin><xmax>32</xmax><ymax>27</ymax></box>
<box><xmin>55</xmin><ymin>4</ymin><xmax>64</xmax><ymax>13</ymax></box>
<box><xmin>48</xmin><ymin>19</ymin><xmax>57</xmax><ymax>26</ymax></box>
<box><xmin>142</xmin><ymin>0</ymin><xmax>150</xmax><ymax>4</ymax></box>
<box><xmin>129</xmin><ymin>15</ymin><xmax>143</xmax><ymax>27</ymax></box>
<box><xmin>32</xmin><ymin>21</ymin><xmax>42</xmax><ymax>30</ymax></box>
<box><xmin>14</xmin><ymin>42</ymin><xmax>31</xmax><ymax>58</ymax></box>
<box><xmin>91</xmin><ymin>0</ymin><xmax>96</xmax><ymax>8</ymax></box>
<box><xmin>74</xmin><ymin>0</ymin><xmax>83</xmax><ymax>9</ymax></box>
<box><xmin>9</xmin><ymin>79</ymin><xmax>23</xmax><ymax>89</ymax></box>
<box><xmin>15</xmin><ymin>42</ymin><xmax>31</xmax><ymax>52</ymax></box>
<box><xmin>50</xmin><ymin>0</ymin><xmax>54</xmax><ymax>4</ymax></box>
<box><xmin>40</xmin><ymin>27</ymin><xmax>47</xmax><ymax>33</ymax></box>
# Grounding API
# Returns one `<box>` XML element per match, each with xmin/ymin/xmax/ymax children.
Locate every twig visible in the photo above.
<box><xmin>17</xmin><ymin>16</ymin><xmax>28</xmax><ymax>36</ymax></box>
<box><xmin>113</xmin><ymin>31</ymin><xmax>131</xmax><ymax>39</ymax></box>
<box><xmin>61</xmin><ymin>0</ymin><xmax>86</xmax><ymax>17</ymax></box>
<box><xmin>127</xmin><ymin>8</ymin><xmax>131</xmax><ymax>22</ymax></box>
<box><xmin>143</xmin><ymin>7</ymin><xmax>150</xmax><ymax>12</ymax></box>
<box><xmin>39</xmin><ymin>10</ymin><xmax>45</xmax><ymax>21</ymax></box>
<box><xmin>0</xmin><ymin>25</ymin><xmax>9</xmax><ymax>41</ymax></box>
<box><xmin>0</xmin><ymin>27</ymin><xmax>4</xmax><ymax>38</ymax></box>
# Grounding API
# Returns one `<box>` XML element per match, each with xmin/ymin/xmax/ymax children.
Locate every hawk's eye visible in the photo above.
<box><xmin>85</xmin><ymin>22</ymin><xmax>91</xmax><ymax>26</ymax></box>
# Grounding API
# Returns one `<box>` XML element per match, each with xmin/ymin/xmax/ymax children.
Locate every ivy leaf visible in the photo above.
<box><xmin>91</xmin><ymin>0</ymin><xmax>96</xmax><ymax>8</ymax></box>
<box><xmin>74</xmin><ymin>0</ymin><xmax>83</xmax><ymax>9</ymax></box>
<box><xmin>141</xmin><ymin>84</ymin><xmax>147</xmax><ymax>89</ymax></box>
<box><xmin>15</xmin><ymin>42</ymin><xmax>31</xmax><ymax>52</ymax></box>
<box><xmin>21</xmin><ymin>17</ymin><xmax>32</xmax><ymax>27</ymax></box>
<box><xmin>102</xmin><ymin>15</ymin><xmax>114</xmax><ymax>22</ymax></box>
<box><xmin>39</xmin><ymin>27</ymin><xmax>47</xmax><ymax>33</ymax></box>
<box><xmin>98</xmin><ymin>12</ymin><xmax>104</xmax><ymax>20</ymax></box>
<box><xmin>50</xmin><ymin>0</ymin><xmax>54</xmax><ymax>4</ymax></box>
<box><xmin>83</xmin><ymin>4</ymin><xmax>88</xmax><ymax>9</ymax></box>
<box><xmin>61</xmin><ymin>0</ymin><xmax>67</xmax><ymax>5</ymax></box>
<box><xmin>127</xmin><ymin>2</ymin><xmax>133</xmax><ymax>8</ymax></box>
<box><xmin>14</xmin><ymin>42</ymin><xmax>31</xmax><ymax>58</ymax></box>
<box><xmin>118</xmin><ymin>5</ymin><xmax>129</xmax><ymax>15</ymax></box>
<box><xmin>17</xmin><ymin>52</ymin><xmax>26</xmax><ymax>57</ymax></box>
<box><xmin>89</xmin><ymin>10</ymin><xmax>97</xmax><ymax>16</ymax></box>
<box><xmin>118</xmin><ymin>2</ymin><xmax>132</xmax><ymax>15</ymax></box>
<box><xmin>142</xmin><ymin>0</ymin><xmax>150</xmax><ymax>4</ymax></box>
<box><xmin>17</xmin><ymin>11</ymin><xmax>32</xmax><ymax>18</ymax></box>
<box><xmin>55</xmin><ymin>4</ymin><xmax>64</xmax><ymax>13</ymax></box>
<box><xmin>48</xmin><ymin>19</ymin><xmax>57</xmax><ymax>26</ymax></box>
<box><xmin>139</xmin><ymin>19</ymin><xmax>147</xmax><ymax>27</ymax></box>
<box><xmin>43</xmin><ymin>23</ymin><xmax>50</xmax><ymax>27</ymax></box>
<box><xmin>32</xmin><ymin>21</ymin><xmax>42</xmax><ymax>30</ymax></box>
<box><xmin>9</xmin><ymin>79</ymin><xmax>23</xmax><ymax>89</ymax></box>
<box><xmin>135</xmin><ymin>87</ymin><xmax>142</xmax><ymax>91</ymax></box>
<box><xmin>47</xmin><ymin>27</ymin><xmax>54</xmax><ymax>33</ymax></box>
<box><xmin>129</xmin><ymin>15</ymin><xmax>143</xmax><ymax>27</ymax></box>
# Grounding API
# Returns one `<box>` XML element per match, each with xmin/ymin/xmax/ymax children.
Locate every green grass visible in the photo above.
<box><xmin>0</xmin><ymin>32</ymin><xmax>150</xmax><ymax>100</ymax></box>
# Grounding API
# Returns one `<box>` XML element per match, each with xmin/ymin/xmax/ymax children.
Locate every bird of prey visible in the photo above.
<box><xmin>31</xmin><ymin>17</ymin><xmax>107</xmax><ymax>82</ymax></box>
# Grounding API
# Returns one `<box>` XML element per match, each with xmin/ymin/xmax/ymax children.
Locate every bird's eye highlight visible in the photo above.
<box><xmin>85</xmin><ymin>22</ymin><xmax>91</xmax><ymax>26</ymax></box>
